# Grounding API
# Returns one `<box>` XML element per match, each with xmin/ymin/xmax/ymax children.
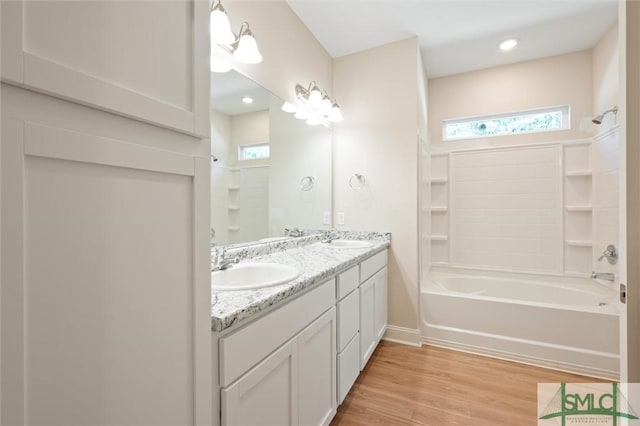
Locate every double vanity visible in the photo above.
<box><xmin>211</xmin><ymin>232</ymin><xmax>390</xmax><ymax>426</ymax></box>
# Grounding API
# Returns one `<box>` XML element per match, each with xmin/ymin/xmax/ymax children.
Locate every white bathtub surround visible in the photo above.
<box><xmin>211</xmin><ymin>232</ymin><xmax>391</xmax><ymax>331</ymax></box>
<box><xmin>591</xmin><ymin>126</ymin><xmax>620</xmax><ymax>284</ymax></box>
<box><xmin>426</xmin><ymin>139</ymin><xmax>608</xmax><ymax>278</ymax></box>
<box><xmin>422</xmin><ymin>268</ymin><xmax>620</xmax><ymax>379</ymax></box>
<box><xmin>451</xmin><ymin>144</ymin><xmax>563</xmax><ymax>273</ymax></box>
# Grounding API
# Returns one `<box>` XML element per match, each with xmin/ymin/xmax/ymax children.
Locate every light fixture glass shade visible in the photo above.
<box><xmin>210</xmin><ymin>9</ymin><xmax>236</xmax><ymax>46</ymax></box>
<box><xmin>294</xmin><ymin>109</ymin><xmax>310</xmax><ymax>120</ymax></box>
<box><xmin>233</xmin><ymin>34</ymin><xmax>263</xmax><ymax>64</ymax></box>
<box><xmin>327</xmin><ymin>105</ymin><xmax>344</xmax><ymax>123</ymax></box>
<box><xmin>281</xmin><ymin>101</ymin><xmax>297</xmax><ymax>113</ymax></box>
<box><xmin>308</xmin><ymin>88</ymin><xmax>322</xmax><ymax>107</ymax></box>
<box><xmin>211</xmin><ymin>54</ymin><xmax>233</xmax><ymax>73</ymax></box>
<box><xmin>320</xmin><ymin>96</ymin><xmax>332</xmax><ymax>116</ymax></box>
<box><xmin>306</xmin><ymin>114</ymin><xmax>328</xmax><ymax>126</ymax></box>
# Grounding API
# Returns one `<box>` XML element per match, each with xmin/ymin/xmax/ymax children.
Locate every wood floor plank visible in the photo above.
<box><xmin>331</xmin><ymin>341</ymin><xmax>610</xmax><ymax>426</ymax></box>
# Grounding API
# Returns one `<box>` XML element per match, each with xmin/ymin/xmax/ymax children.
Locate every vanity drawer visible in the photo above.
<box><xmin>337</xmin><ymin>332</ymin><xmax>360</xmax><ymax>404</ymax></box>
<box><xmin>360</xmin><ymin>249</ymin><xmax>387</xmax><ymax>283</ymax></box>
<box><xmin>337</xmin><ymin>265</ymin><xmax>359</xmax><ymax>300</ymax></box>
<box><xmin>337</xmin><ymin>289</ymin><xmax>359</xmax><ymax>352</ymax></box>
<box><xmin>219</xmin><ymin>278</ymin><xmax>335</xmax><ymax>387</ymax></box>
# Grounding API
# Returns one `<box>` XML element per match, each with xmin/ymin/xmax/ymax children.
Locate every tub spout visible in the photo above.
<box><xmin>591</xmin><ymin>271</ymin><xmax>615</xmax><ymax>282</ymax></box>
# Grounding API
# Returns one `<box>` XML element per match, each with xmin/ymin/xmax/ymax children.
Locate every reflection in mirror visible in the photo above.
<box><xmin>210</xmin><ymin>70</ymin><xmax>332</xmax><ymax>246</ymax></box>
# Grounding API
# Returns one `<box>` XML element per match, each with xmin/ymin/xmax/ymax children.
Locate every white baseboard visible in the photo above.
<box><xmin>382</xmin><ymin>325</ymin><xmax>422</xmax><ymax>347</ymax></box>
<box><xmin>422</xmin><ymin>333</ymin><xmax>619</xmax><ymax>381</ymax></box>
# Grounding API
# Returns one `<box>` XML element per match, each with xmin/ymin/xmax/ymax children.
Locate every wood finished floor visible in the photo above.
<box><xmin>331</xmin><ymin>341</ymin><xmax>609</xmax><ymax>426</ymax></box>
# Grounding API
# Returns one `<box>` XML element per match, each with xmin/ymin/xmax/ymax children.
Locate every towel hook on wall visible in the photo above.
<box><xmin>300</xmin><ymin>176</ymin><xmax>315</xmax><ymax>191</ymax></box>
<box><xmin>349</xmin><ymin>173</ymin><xmax>366</xmax><ymax>190</ymax></box>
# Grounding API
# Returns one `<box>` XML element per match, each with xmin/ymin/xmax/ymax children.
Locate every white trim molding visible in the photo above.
<box><xmin>382</xmin><ymin>325</ymin><xmax>422</xmax><ymax>347</ymax></box>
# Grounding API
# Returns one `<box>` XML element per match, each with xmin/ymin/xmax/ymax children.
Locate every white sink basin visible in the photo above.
<box><xmin>320</xmin><ymin>240</ymin><xmax>373</xmax><ymax>249</ymax></box>
<box><xmin>212</xmin><ymin>262</ymin><xmax>300</xmax><ymax>291</ymax></box>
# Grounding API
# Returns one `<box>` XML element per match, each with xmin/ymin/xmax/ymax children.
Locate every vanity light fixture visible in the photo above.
<box><xmin>210</xmin><ymin>0</ymin><xmax>262</xmax><ymax>73</ymax></box>
<box><xmin>281</xmin><ymin>81</ymin><xmax>344</xmax><ymax>126</ymax></box>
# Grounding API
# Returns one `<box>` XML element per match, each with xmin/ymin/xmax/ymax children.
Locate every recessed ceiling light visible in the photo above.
<box><xmin>242</xmin><ymin>96</ymin><xmax>254</xmax><ymax>104</ymax></box>
<box><xmin>499</xmin><ymin>39</ymin><xmax>518</xmax><ymax>51</ymax></box>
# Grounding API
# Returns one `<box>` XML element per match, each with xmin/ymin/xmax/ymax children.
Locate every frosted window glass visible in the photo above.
<box><xmin>443</xmin><ymin>106</ymin><xmax>569</xmax><ymax>141</ymax></box>
<box><xmin>239</xmin><ymin>143</ymin><xmax>270</xmax><ymax>160</ymax></box>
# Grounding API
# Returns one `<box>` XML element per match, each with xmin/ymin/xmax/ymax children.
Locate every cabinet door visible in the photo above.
<box><xmin>222</xmin><ymin>340</ymin><xmax>298</xmax><ymax>426</ymax></box>
<box><xmin>298</xmin><ymin>308</ymin><xmax>337</xmax><ymax>426</ymax></box>
<box><xmin>374</xmin><ymin>267</ymin><xmax>388</xmax><ymax>342</ymax></box>
<box><xmin>359</xmin><ymin>278</ymin><xmax>376</xmax><ymax>370</ymax></box>
<box><xmin>337</xmin><ymin>333</ymin><xmax>360</xmax><ymax>404</ymax></box>
<box><xmin>1</xmin><ymin>0</ymin><xmax>209</xmax><ymax>136</ymax></box>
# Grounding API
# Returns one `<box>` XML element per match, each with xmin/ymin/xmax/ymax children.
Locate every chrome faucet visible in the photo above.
<box><xmin>321</xmin><ymin>232</ymin><xmax>334</xmax><ymax>244</ymax></box>
<box><xmin>212</xmin><ymin>248</ymin><xmax>239</xmax><ymax>271</ymax></box>
<box><xmin>597</xmin><ymin>244</ymin><xmax>618</xmax><ymax>265</ymax></box>
<box><xmin>591</xmin><ymin>271</ymin><xmax>615</xmax><ymax>282</ymax></box>
<box><xmin>285</xmin><ymin>227</ymin><xmax>303</xmax><ymax>237</ymax></box>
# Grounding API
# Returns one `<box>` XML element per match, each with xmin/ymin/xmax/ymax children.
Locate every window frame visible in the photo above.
<box><xmin>442</xmin><ymin>105</ymin><xmax>571</xmax><ymax>142</ymax></box>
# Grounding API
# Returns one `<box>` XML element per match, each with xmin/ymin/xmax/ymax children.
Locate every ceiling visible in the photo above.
<box><xmin>286</xmin><ymin>0</ymin><xmax>618</xmax><ymax>78</ymax></box>
<box><xmin>210</xmin><ymin>70</ymin><xmax>272</xmax><ymax>115</ymax></box>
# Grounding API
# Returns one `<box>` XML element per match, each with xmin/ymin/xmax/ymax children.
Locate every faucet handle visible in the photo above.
<box><xmin>598</xmin><ymin>244</ymin><xmax>618</xmax><ymax>265</ymax></box>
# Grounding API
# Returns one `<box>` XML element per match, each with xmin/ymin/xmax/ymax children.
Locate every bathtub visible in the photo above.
<box><xmin>422</xmin><ymin>269</ymin><xmax>620</xmax><ymax>379</ymax></box>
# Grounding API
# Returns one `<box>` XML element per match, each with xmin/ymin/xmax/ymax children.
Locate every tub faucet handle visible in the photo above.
<box><xmin>597</xmin><ymin>244</ymin><xmax>618</xmax><ymax>265</ymax></box>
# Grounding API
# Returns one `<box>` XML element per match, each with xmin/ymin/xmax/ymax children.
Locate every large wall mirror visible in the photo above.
<box><xmin>210</xmin><ymin>70</ymin><xmax>332</xmax><ymax>246</ymax></box>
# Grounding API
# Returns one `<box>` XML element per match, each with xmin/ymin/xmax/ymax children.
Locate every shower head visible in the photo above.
<box><xmin>592</xmin><ymin>106</ymin><xmax>618</xmax><ymax>125</ymax></box>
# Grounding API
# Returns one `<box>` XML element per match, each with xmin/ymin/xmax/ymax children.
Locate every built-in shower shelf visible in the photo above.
<box><xmin>430</xmin><ymin>206</ymin><xmax>448</xmax><ymax>212</ymax></box>
<box><xmin>228</xmin><ymin>205</ymin><xmax>240</xmax><ymax>211</ymax></box>
<box><xmin>565</xmin><ymin>205</ymin><xmax>593</xmax><ymax>212</ymax></box>
<box><xmin>565</xmin><ymin>240</ymin><xmax>593</xmax><ymax>247</ymax></box>
<box><xmin>228</xmin><ymin>226</ymin><xmax>240</xmax><ymax>232</ymax></box>
<box><xmin>565</xmin><ymin>170</ymin><xmax>592</xmax><ymax>177</ymax></box>
<box><xmin>431</xmin><ymin>261</ymin><xmax>450</xmax><ymax>267</ymax></box>
<box><xmin>429</xmin><ymin>235</ymin><xmax>448</xmax><ymax>241</ymax></box>
<box><xmin>228</xmin><ymin>186</ymin><xmax>240</xmax><ymax>191</ymax></box>
<box><xmin>430</xmin><ymin>177</ymin><xmax>448</xmax><ymax>184</ymax></box>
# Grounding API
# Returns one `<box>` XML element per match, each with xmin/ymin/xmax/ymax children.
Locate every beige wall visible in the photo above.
<box><xmin>230</xmin><ymin>110</ymin><xmax>269</xmax><ymax>166</ymax></box>
<box><xmin>593</xmin><ymin>24</ymin><xmax>620</xmax><ymax>120</ymax></box>
<box><xmin>268</xmin><ymin>96</ymin><xmax>332</xmax><ymax>236</ymax></box>
<box><xmin>428</xmin><ymin>50</ymin><xmax>594</xmax><ymax>147</ymax></box>
<box><xmin>334</xmin><ymin>38</ymin><xmax>421</xmax><ymax>331</ymax></box>
<box><xmin>224</xmin><ymin>0</ymin><xmax>332</xmax><ymax>105</ymax></box>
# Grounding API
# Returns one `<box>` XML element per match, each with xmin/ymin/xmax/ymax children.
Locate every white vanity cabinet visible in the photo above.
<box><xmin>359</xmin><ymin>250</ymin><xmax>388</xmax><ymax>369</ymax></box>
<box><xmin>219</xmin><ymin>279</ymin><xmax>336</xmax><ymax>426</ymax></box>
<box><xmin>336</xmin><ymin>249</ymin><xmax>389</xmax><ymax>403</ymax></box>
<box><xmin>336</xmin><ymin>266</ymin><xmax>361</xmax><ymax>404</ymax></box>
<box><xmin>215</xmin><ymin>247</ymin><xmax>389</xmax><ymax>425</ymax></box>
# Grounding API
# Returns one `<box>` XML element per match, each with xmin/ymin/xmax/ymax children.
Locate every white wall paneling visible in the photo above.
<box><xmin>450</xmin><ymin>145</ymin><xmax>564</xmax><ymax>274</ymax></box>
<box><xmin>429</xmin><ymin>140</ymin><xmax>601</xmax><ymax>278</ymax></box>
<box><xmin>564</xmin><ymin>142</ymin><xmax>594</xmax><ymax>277</ymax></box>
<box><xmin>591</xmin><ymin>127</ymin><xmax>620</xmax><ymax>283</ymax></box>
<box><xmin>428</xmin><ymin>153</ymin><xmax>450</xmax><ymax>266</ymax></box>
<box><xmin>1</xmin><ymin>120</ymin><xmax>211</xmax><ymax>425</ymax></box>
<box><xmin>1</xmin><ymin>0</ymin><xmax>209</xmax><ymax>136</ymax></box>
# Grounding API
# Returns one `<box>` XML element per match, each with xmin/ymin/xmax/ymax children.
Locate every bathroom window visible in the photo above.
<box><xmin>239</xmin><ymin>143</ymin><xmax>270</xmax><ymax>160</ymax></box>
<box><xmin>442</xmin><ymin>105</ymin><xmax>570</xmax><ymax>141</ymax></box>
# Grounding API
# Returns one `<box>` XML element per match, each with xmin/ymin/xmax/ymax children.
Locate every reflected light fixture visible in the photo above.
<box><xmin>210</xmin><ymin>0</ymin><xmax>262</xmax><ymax>72</ymax></box>
<box><xmin>499</xmin><ymin>38</ymin><xmax>518</xmax><ymax>51</ymax></box>
<box><xmin>281</xmin><ymin>81</ymin><xmax>343</xmax><ymax>126</ymax></box>
<box><xmin>241</xmin><ymin>96</ymin><xmax>253</xmax><ymax>104</ymax></box>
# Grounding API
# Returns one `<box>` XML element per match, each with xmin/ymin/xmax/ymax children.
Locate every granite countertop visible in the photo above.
<box><xmin>211</xmin><ymin>232</ymin><xmax>391</xmax><ymax>332</ymax></box>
